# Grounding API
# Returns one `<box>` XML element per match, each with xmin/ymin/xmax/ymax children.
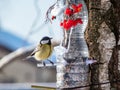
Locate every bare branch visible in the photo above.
<box><xmin>0</xmin><ymin>45</ymin><xmax>35</xmax><ymax>69</ymax></box>
<box><xmin>45</xmin><ymin>2</ymin><xmax>57</xmax><ymax>23</ymax></box>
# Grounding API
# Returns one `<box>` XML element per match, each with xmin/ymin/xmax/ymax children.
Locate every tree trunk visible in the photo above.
<box><xmin>85</xmin><ymin>0</ymin><xmax>120</xmax><ymax>90</ymax></box>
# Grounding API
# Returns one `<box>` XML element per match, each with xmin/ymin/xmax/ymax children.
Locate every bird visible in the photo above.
<box><xmin>30</xmin><ymin>36</ymin><xmax>54</xmax><ymax>66</ymax></box>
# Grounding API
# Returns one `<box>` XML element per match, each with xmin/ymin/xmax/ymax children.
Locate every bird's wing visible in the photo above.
<box><xmin>30</xmin><ymin>44</ymin><xmax>42</xmax><ymax>56</ymax></box>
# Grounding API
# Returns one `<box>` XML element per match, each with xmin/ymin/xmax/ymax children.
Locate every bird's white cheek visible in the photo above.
<box><xmin>41</xmin><ymin>40</ymin><xmax>49</xmax><ymax>44</ymax></box>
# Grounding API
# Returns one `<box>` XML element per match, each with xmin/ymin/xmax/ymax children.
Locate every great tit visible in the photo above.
<box><xmin>30</xmin><ymin>36</ymin><xmax>54</xmax><ymax>66</ymax></box>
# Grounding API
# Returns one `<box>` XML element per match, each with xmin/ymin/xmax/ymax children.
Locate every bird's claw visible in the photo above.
<box><xmin>43</xmin><ymin>61</ymin><xmax>46</xmax><ymax>66</ymax></box>
<box><xmin>47</xmin><ymin>59</ymin><xmax>54</xmax><ymax>65</ymax></box>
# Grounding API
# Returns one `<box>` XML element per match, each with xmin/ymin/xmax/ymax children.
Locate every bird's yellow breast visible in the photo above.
<box><xmin>34</xmin><ymin>44</ymin><xmax>53</xmax><ymax>61</ymax></box>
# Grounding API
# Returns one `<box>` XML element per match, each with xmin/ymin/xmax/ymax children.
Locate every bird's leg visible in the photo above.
<box><xmin>42</xmin><ymin>61</ymin><xmax>46</xmax><ymax>66</ymax></box>
<box><xmin>47</xmin><ymin>59</ymin><xmax>54</xmax><ymax>65</ymax></box>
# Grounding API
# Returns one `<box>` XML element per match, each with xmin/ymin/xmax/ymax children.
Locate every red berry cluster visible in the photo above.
<box><xmin>64</xmin><ymin>3</ymin><xmax>82</xmax><ymax>16</ymax></box>
<box><xmin>60</xmin><ymin>3</ymin><xmax>83</xmax><ymax>30</ymax></box>
<box><xmin>71</xmin><ymin>4</ymin><xmax>82</xmax><ymax>13</ymax></box>
<box><xmin>60</xmin><ymin>18</ymin><xmax>83</xmax><ymax>30</ymax></box>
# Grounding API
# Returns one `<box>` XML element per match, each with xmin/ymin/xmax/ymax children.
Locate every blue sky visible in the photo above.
<box><xmin>0</xmin><ymin>0</ymin><xmax>63</xmax><ymax>44</ymax></box>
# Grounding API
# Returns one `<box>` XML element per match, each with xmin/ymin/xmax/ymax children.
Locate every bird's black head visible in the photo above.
<box><xmin>40</xmin><ymin>36</ymin><xmax>52</xmax><ymax>45</ymax></box>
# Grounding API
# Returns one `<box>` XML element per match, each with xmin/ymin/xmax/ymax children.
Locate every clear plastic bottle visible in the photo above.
<box><xmin>55</xmin><ymin>0</ymin><xmax>89</xmax><ymax>89</ymax></box>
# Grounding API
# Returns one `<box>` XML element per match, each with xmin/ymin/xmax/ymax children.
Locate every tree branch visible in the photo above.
<box><xmin>0</xmin><ymin>45</ymin><xmax>35</xmax><ymax>69</ymax></box>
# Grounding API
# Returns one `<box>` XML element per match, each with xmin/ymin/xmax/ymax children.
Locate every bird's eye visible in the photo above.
<box><xmin>41</xmin><ymin>40</ymin><xmax>49</xmax><ymax>44</ymax></box>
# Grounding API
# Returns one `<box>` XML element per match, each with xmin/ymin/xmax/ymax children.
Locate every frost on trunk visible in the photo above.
<box><xmin>85</xmin><ymin>0</ymin><xmax>120</xmax><ymax>90</ymax></box>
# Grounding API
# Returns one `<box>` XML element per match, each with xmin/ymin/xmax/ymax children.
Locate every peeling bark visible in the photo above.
<box><xmin>118</xmin><ymin>50</ymin><xmax>120</xmax><ymax>72</ymax></box>
<box><xmin>85</xmin><ymin>0</ymin><xmax>120</xmax><ymax>90</ymax></box>
<box><xmin>108</xmin><ymin>0</ymin><xmax>120</xmax><ymax>89</ymax></box>
<box><xmin>98</xmin><ymin>22</ymin><xmax>115</xmax><ymax>90</ymax></box>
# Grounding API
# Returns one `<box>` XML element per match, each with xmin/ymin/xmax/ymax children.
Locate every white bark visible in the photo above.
<box><xmin>97</xmin><ymin>22</ymin><xmax>116</xmax><ymax>90</ymax></box>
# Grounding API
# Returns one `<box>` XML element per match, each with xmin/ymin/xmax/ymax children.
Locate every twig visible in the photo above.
<box><xmin>45</xmin><ymin>2</ymin><xmax>57</xmax><ymax>23</ymax></box>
